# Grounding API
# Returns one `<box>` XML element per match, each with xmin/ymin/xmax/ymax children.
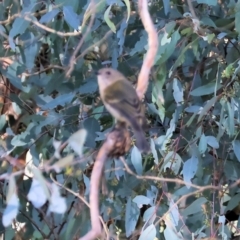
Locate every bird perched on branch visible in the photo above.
<box><xmin>96</xmin><ymin>68</ymin><xmax>149</xmax><ymax>153</ymax></box>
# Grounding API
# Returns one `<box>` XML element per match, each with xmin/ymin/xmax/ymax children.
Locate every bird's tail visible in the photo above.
<box><xmin>132</xmin><ymin>125</ymin><xmax>150</xmax><ymax>153</ymax></box>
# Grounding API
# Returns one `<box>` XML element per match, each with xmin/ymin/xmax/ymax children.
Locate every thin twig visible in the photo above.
<box><xmin>66</xmin><ymin>0</ymin><xmax>96</xmax><ymax>78</ymax></box>
<box><xmin>186</xmin><ymin>0</ymin><xmax>197</xmax><ymax>19</ymax></box>
<box><xmin>24</xmin><ymin>16</ymin><xmax>81</xmax><ymax>37</ymax></box>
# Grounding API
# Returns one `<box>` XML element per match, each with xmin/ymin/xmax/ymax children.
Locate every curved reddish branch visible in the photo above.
<box><xmin>80</xmin><ymin>1</ymin><xmax>158</xmax><ymax>239</ymax></box>
<box><xmin>137</xmin><ymin>0</ymin><xmax>159</xmax><ymax>100</ymax></box>
<box><xmin>79</xmin><ymin>138</ymin><xmax>114</xmax><ymax>240</ymax></box>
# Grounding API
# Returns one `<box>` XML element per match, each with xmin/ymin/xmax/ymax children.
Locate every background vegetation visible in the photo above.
<box><xmin>1</xmin><ymin>0</ymin><xmax>240</xmax><ymax>239</ymax></box>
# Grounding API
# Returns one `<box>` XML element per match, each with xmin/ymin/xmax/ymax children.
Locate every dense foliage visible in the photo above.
<box><xmin>1</xmin><ymin>0</ymin><xmax>240</xmax><ymax>239</ymax></box>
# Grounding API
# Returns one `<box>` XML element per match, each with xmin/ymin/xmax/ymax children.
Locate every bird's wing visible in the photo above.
<box><xmin>104</xmin><ymin>80</ymin><xmax>140</xmax><ymax>112</ymax></box>
<box><xmin>104</xmin><ymin>80</ymin><xmax>147</xmax><ymax>128</ymax></box>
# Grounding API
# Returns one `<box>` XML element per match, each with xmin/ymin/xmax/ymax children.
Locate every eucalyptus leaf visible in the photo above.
<box><xmin>125</xmin><ymin>197</ymin><xmax>140</xmax><ymax>237</ymax></box>
<box><xmin>182</xmin><ymin>197</ymin><xmax>207</xmax><ymax>216</ymax></box>
<box><xmin>191</xmin><ymin>82</ymin><xmax>221</xmax><ymax>96</ymax></box>
<box><xmin>48</xmin><ymin>184</ymin><xmax>67</xmax><ymax>214</ymax></box>
<box><xmin>139</xmin><ymin>224</ymin><xmax>156</xmax><ymax>240</ymax></box>
<box><xmin>68</xmin><ymin>129</ymin><xmax>87</xmax><ymax>157</ymax></box>
<box><xmin>42</xmin><ymin>93</ymin><xmax>74</xmax><ymax>110</ymax></box>
<box><xmin>52</xmin><ymin>155</ymin><xmax>74</xmax><ymax>172</ymax></box>
<box><xmin>2</xmin><ymin>192</ymin><xmax>19</xmax><ymax>227</ymax></box>
<box><xmin>183</xmin><ymin>156</ymin><xmax>198</xmax><ymax>188</ymax></box>
<box><xmin>104</xmin><ymin>5</ymin><xmax>116</xmax><ymax>33</ymax></box>
<box><xmin>133</xmin><ymin>195</ymin><xmax>152</xmax><ymax>207</ymax></box>
<box><xmin>205</xmin><ymin>136</ymin><xmax>219</xmax><ymax>149</ymax></box>
<box><xmin>40</xmin><ymin>9</ymin><xmax>60</xmax><ymax>23</ymax></box>
<box><xmin>131</xmin><ymin>146</ymin><xmax>143</xmax><ymax>175</ymax></box>
<box><xmin>162</xmin><ymin>151</ymin><xmax>182</xmax><ymax>175</ymax></box>
<box><xmin>27</xmin><ymin>178</ymin><xmax>48</xmax><ymax>208</ymax></box>
<box><xmin>197</xmin><ymin>0</ymin><xmax>217</xmax><ymax>5</ymax></box>
<box><xmin>123</xmin><ymin>0</ymin><xmax>131</xmax><ymax>22</ymax></box>
<box><xmin>233</xmin><ymin>140</ymin><xmax>240</xmax><ymax>162</ymax></box>
<box><xmin>198</xmin><ymin>96</ymin><xmax>218</xmax><ymax>122</ymax></box>
<box><xmin>63</xmin><ymin>6</ymin><xmax>80</xmax><ymax>30</ymax></box>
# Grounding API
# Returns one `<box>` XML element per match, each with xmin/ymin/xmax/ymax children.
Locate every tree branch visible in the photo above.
<box><xmin>136</xmin><ymin>0</ymin><xmax>158</xmax><ymax>100</ymax></box>
<box><xmin>78</xmin><ymin>1</ymin><xmax>158</xmax><ymax>239</ymax></box>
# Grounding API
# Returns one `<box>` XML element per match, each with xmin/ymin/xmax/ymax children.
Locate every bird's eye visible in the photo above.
<box><xmin>106</xmin><ymin>71</ymin><xmax>111</xmax><ymax>75</ymax></box>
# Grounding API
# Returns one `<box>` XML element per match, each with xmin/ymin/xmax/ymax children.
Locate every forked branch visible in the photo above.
<box><xmin>79</xmin><ymin>1</ymin><xmax>158</xmax><ymax>239</ymax></box>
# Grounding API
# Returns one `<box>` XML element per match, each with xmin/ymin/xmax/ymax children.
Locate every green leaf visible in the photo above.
<box><xmin>78</xmin><ymin>78</ymin><xmax>98</xmax><ymax>94</ymax></box>
<box><xmin>190</xmin><ymin>82</ymin><xmax>221</xmax><ymax>96</ymax></box>
<box><xmin>233</xmin><ymin>140</ymin><xmax>240</xmax><ymax>162</ymax></box>
<box><xmin>133</xmin><ymin>195</ymin><xmax>152</xmax><ymax>207</ymax></box>
<box><xmin>236</xmin><ymin>8</ymin><xmax>240</xmax><ymax>35</ymax></box>
<box><xmin>169</xmin><ymin>199</ymin><xmax>179</xmax><ymax>226</ymax></box>
<box><xmin>6</xmin><ymin>176</ymin><xmax>17</xmax><ymax>203</ymax></box>
<box><xmin>83</xmin><ymin>117</ymin><xmax>100</xmax><ymax>148</ymax></box>
<box><xmin>183</xmin><ymin>156</ymin><xmax>198</xmax><ymax>188</ymax></box>
<box><xmin>156</xmin><ymin>30</ymin><xmax>181</xmax><ymax>64</ymax></box>
<box><xmin>0</xmin><ymin>24</ymin><xmax>6</xmax><ymax>33</ymax></box>
<box><xmin>9</xmin><ymin>17</ymin><xmax>30</xmax><ymax>50</ymax></box>
<box><xmin>196</xmin><ymin>0</ymin><xmax>217</xmax><ymax>5</ymax></box>
<box><xmin>40</xmin><ymin>9</ymin><xmax>60</xmax><ymax>23</ymax></box>
<box><xmin>3</xmin><ymin>192</ymin><xmax>19</xmax><ymax>227</ymax></box>
<box><xmin>68</xmin><ymin>129</ymin><xmax>87</xmax><ymax>157</ymax></box>
<box><xmin>11</xmin><ymin>129</ymin><xmax>32</xmax><ymax>147</ymax></box>
<box><xmin>0</xmin><ymin>115</ymin><xmax>7</xmax><ymax>132</ymax></box>
<box><xmin>63</xmin><ymin>6</ymin><xmax>80</xmax><ymax>30</ymax></box>
<box><xmin>225</xmin><ymin>193</ymin><xmax>240</xmax><ymax>212</ymax></box>
<box><xmin>27</xmin><ymin>178</ymin><xmax>48</xmax><ymax>208</ymax></box>
<box><xmin>48</xmin><ymin>183</ymin><xmax>67</xmax><ymax>214</ymax></box>
<box><xmin>23</xmin><ymin>32</ymin><xmax>39</xmax><ymax>71</ymax></box>
<box><xmin>104</xmin><ymin>5</ymin><xmax>116</xmax><ymax>33</ymax></box>
<box><xmin>143</xmin><ymin>206</ymin><xmax>156</xmax><ymax>223</ymax></box>
<box><xmin>131</xmin><ymin>146</ymin><xmax>143</xmax><ymax>175</ymax></box>
<box><xmin>164</xmin><ymin>226</ymin><xmax>182</xmax><ymax>239</ymax></box>
<box><xmin>123</xmin><ymin>0</ymin><xmax>131</xmax><ymax>22</ymax></box>
<box><xmin>4</xmin><ymin>227</ymin><xmax>15</xmax><ymax>240</ymax></box>
<box><xmin>161</xmin><ymin>151</ymin><xmax>182</xmax><ymax>175</ymax></box>
<box><xmin>198</xmin><ymin>134</ymin><xmax>207</xmax><ymax>154</ymax></box>
<box><xmin>125</xmin><ymin>197</ymin><xmax>140</xmax><ymax>237</ymax></box>
<box><xmin>12</xmin><ymin>102</ymin><xmax>22</xmax><ymax>115</ymax></box>
<box><xmin>83</xmin><ymin>174</ymin><xmax>90</xmax><ymax>195</ymax></box>
<box><xmin>31</xmin><ymin>167</ymin><xmax>50</xmax><ymax>200</ymax></box>
<box><xmin>163</xmin><ymin>0</ymin><xmax>170</xmax><ymax>15</ymax></box>
<box><xmin>92</xmin><ymin>106</ymin><xmax>104</xmax><ymax>120</ymax></box>
<box><xmin>52</xmin><ymin>155</ymin><xmax>74</xmax><ymax>172</ymax></box>
<box><xmin>42</xmin><ymin>93</ymin><xmax>74</xmax><ymax>110</ymax></box>
<box><xmin>226</xmin><ymin>101</ymin><xmax>235</xmax><ymax>137</ymax></box>
<box><xmin>139</xmin><ymin>224</ymin><xmax>156</xmax><ymax>240</ymax></box>
<box><xmin>130</xmin><ymin>31</ymin><xmax>147</xmax><ymax>56</ymax></box>
<box><xmin>5</xmin><ymin>63</ymin><xmax>29</xmax><ymax>91</ymax></box>
<box><xmin>173</xmin><ymin>78</ymin><xmax>183</xmax><ymax>104</ymax></box>
<box><xmin>182</xmin><ymin>197</ymin><xmax>207</xmax><ymax>216</ymax></box>
<box><xmin>205</xmin><ymin>136</ymin><xmax>219</xmax><ymax>149</ymax></box>
<box><xmin>117</xmin><ymin>20</ymin><xmax>127</xmax><ymax>55</ymax></box>
<box><xmin>198</xmin><ymin>96</ymin><xmax>218</xmax><ymax>122</ymax></box>
<box><xmin>169</xmin><ymin>37</ymin><xmax>198</xmax><ymax>76</ymax></box>
<box><xmin>150</xmin><ymin>139</ymin><xmax>158</xmax><ymax>164</ymax></box>
<box><xmin>201</xmin><ymin>17</ymin><xmax>217</xmax><ymax>28</ymax></box>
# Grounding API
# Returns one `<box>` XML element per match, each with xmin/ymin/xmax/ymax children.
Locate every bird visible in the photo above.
<box><xmin>96</xmin><ymin>68</ymin><xmax>150</xmax><ymax>153</ymax></box>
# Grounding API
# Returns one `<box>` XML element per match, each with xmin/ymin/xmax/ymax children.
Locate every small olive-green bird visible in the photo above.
<box><xmin>96</xmin><ymin>68</ymin><xmax>149</xmax><ymax>153</ymax></box>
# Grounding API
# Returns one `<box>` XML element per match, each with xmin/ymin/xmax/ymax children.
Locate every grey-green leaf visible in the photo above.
<box><xmin>233</xmin><ymin>140</ymin><xmax>240</xmax><ymax>162</ymax></box>
<box><xmin>40</xmin><ymin>9</ymin><xmax>60</xmax><ymax>24</ymax></box>
<box><xmin>131</xmin><ymin>146</ymin><xmax>143</xmax><ymax>175</ymax></box>
<box><xmin>191</xmin><ymin>82</ymin><xmax>221</xmax><ymax>96</ymax></box>
<box><xmin>63</xmin><ymin>6</ymin><xmax>80</xmax><ymax>30</ymax></box>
